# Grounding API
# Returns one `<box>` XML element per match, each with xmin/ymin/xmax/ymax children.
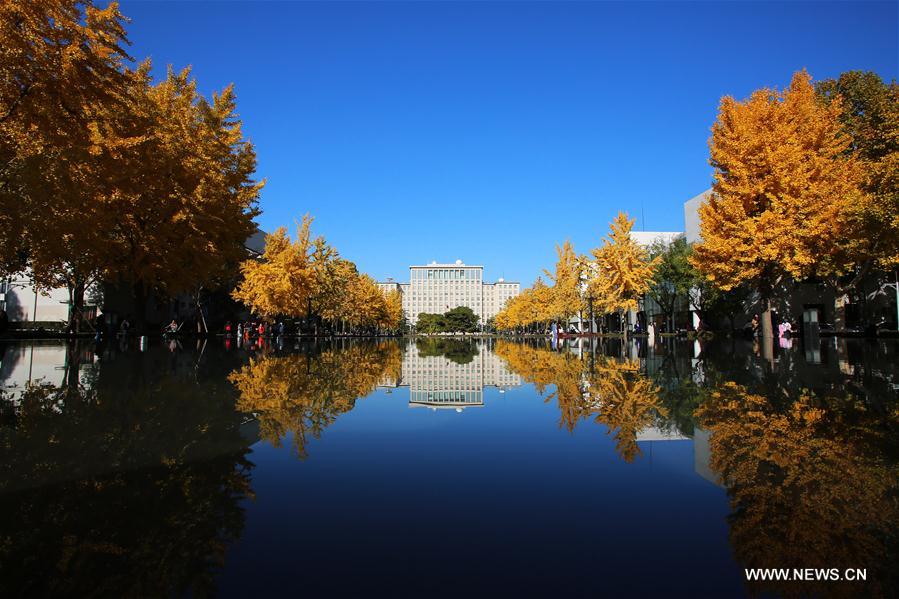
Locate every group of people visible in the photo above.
<box><xmin>224</xmin><ymin>320</ymin><xmax>287</xmax><ymax>339</ymax></box>
<box><xmin>748</xmin><ymin>314</ymin><xmax>794</xmax><ymax>338</ymax></box>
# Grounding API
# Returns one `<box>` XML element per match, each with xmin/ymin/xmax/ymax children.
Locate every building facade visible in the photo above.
<box><xmin>378</xmin><ymin>260</ymin><xmax>519</xmax><ymax>327</ymax></box>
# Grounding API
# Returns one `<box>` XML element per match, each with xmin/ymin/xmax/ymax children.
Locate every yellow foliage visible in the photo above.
<box><xmin>696</xmin><ymin>382</ymin><xmax>899</xmax><ymax>597</ymax></box>
<box><xmin>691</xmin><ymin>70</ymin><xmax>865</xmax><ymax>292</ymax></box>
<box><xmin>1</xmin><ymin>2</ymin><xmax>262</xmax><ymax>315</ymax></box>
<box><xmin>584</xmin><ymin>358</ymin><xmax>666</xmax><ymax>462</ymax></box>
<box><xmin>233</xmin><ymin>217</ymin><xmax>402</xmax><ymax>331</ymax></box>
<box><xmin>0</xmin><ymin>0</ymin><xmax>131</xmax><ymax>289</ymax></box>
<box><xmin>495</xmin><ymin>278</ymin><xmax>554</xmax><ymax>331</ymax></box>
<box><xmin>232</xmin><ymin>218</ymin><xmax>317</xmax><ymax>318</ymax></box>
<box><xmin>587</xmin><ymin>212</ymin><xmax>659</xmax><ymax>315</ymax></box>
<box><xmin>495</xmin><ymin>342</ymin><xmax>665</xmax><ymax>462</ymax></box>
<box><xmin>543</xmin><ymin>240</ymin><xmax>585</xmax><ymax>321</ymax></box>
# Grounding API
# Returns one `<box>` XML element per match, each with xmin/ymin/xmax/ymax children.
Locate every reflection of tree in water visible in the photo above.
<box><xmin>414</xmin><ymin>338</ymin><xmax>479</xmax><ymax>364</ymax></box>
<box><xmin>230</xmin><ymin>341</ymin><xmax>402</xmax><ymax>458</ymax></box>
<box><xmin>0</xmin><ymin>349</ymin><xmax>254</xmax><ymax>597</ymax></box>
<box><xmin>696</xmin><ymin>382</ymin><xmax>899</xmax><ymax>598</ymax></box>
<box><xmin>495</xmin><ymin>342</ymin><xmax>667</xmax><ymax>462</ymax></box>
<box><xmin>586</xmin><ymin>359</ymin><xmax>667</xmax><ymax>463</ymax></box>
<box><xmin>495</xmin><ymin>341</ymin><xmax>587</xmax><ymax>423</ymax></box>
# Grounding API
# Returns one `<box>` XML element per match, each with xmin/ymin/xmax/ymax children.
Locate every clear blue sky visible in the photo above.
<box><xmin>120</xmin><ymin>0</ymin><xmax>897</xmax><ymax>286</ymax></box>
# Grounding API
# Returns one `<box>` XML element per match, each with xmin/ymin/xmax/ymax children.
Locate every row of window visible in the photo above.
<box><xmin>411</xmin><ymin>268</ymin><xmax>482</xmax><ymax>281</ymax></box>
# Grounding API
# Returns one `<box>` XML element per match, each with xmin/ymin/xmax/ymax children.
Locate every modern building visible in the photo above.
<box><xmin>683</xmin><ymin>189</ymin><xmax>712</xmax><ymax>244</ymax></box>
<box><xmin>378</xmin><ymin>260</ymin><xmax>519</xmax><ymax>326</ymax></box>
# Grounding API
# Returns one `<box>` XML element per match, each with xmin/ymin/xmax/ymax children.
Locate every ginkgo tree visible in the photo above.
<box><xmin>1</xmin><ymin>1</ymin><xmax>264</xmax><ymax>332</ymax></box>
<box><xmin>494</xmin><ymin>278</ymin><xmax>554</xmax><ymax>333</ymax></box>
<box><xmin>232</xmin><ymin>216</ymin><xmax>402</xmax><ymax>334</ymax></box>
<box><xmin>815</xmin><ymin>71</ymin><xmax>899</xmax><ymax>330</ymax></box>
<box><xmin>232</xmin><ymin>218</ymin><xmax>317</xmax><ymax>318</ymax></box>
<box><xmin>690</xmin><ymin>70</ymin><xmax>865</xmax><ymax>338</ymax></box>
<box><xmin>0</xmin><ymin>0</ymin><xmax>132</xmax><ymax>329</ymax></box>
<box><xmin>587</xmin><ymin>212</ymin><xmax>659</xmax><ymax>337</ymax></box>
<box><xmin>544</xmin><ymin>240</ymin><xmax>586</xmax><ymax>331</ymax></box>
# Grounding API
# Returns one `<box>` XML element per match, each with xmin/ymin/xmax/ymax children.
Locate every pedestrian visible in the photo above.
<box><xmin>778</xmin><ymin>320</ymin><xmax>792</xmax><ymax>338</ymax></box>
<box><xmin>119</xmin><ymin>317</ymin><xmax>131</xmax><ymax>337</ymax></box>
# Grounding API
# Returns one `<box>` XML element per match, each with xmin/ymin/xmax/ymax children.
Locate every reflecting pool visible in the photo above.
<box><xmin>1</xmin><ymin>336</ymin><xmax>897</xmax><ymax>597</ymax></box>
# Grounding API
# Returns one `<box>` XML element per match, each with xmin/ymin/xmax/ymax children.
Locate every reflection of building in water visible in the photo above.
<box><xmin>633</xmin><ymin>424</ymin><xmax>723</xmax><ymax>488</ymax></box>
<box><xmin>0</xmin><ymin>343</ymin><xmax>95</xmax><ymax>402</ymax></box>
<box><xmin>380</xmin><ymin>343</ymin><xmax>521</xmax><ymax>411</ymax></box>
<box><xmin>636</xmin><ymin>427</ymin><xmax>689</xmax><ymax>442</ymax></box>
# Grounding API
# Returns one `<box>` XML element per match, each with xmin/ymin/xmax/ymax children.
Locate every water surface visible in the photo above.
<box><xmin>1</xmin><ymin>336</ymin><xmax>896</xmax><ymax>597</ymax></box>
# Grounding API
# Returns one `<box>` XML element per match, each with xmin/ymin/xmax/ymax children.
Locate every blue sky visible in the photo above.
<box><xmin>120</xmin><ymin>0</ymin><xmax>897</xmax><ymax>286</ymax></box>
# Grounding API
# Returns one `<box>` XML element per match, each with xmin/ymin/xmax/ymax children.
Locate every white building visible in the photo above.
<box><xmin>629</xmin><ymin>231</ymin><xmax>684</xmax><ymax>248</ymax></box>
<box><xmin>0</xmin><ymin>276</ymin><xmax>87</xmax><ymax>324</ymax></box>
<box><xmin>683</xmin><ymin>189</ymin><xmax>712</xmax><ymax>244</ymax></box>
<box><xmin>378</xmin><ymin>260</ymin><xmax>519</xmax><ymax>326</ymax></box>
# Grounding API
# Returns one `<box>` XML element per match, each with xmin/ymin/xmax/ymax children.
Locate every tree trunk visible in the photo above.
<box><xmin>834</xmin><ymin>293</ymin><xmax>848</xmax><ymax>334</ymax></box>
<box><xmin>133</xmin><ymin>281</ymin><xmax>149</xmax><ymax>333</ymax></box>
<box><xmin>67</xmin><ymin>279</ymin><xmax>86</xmax><ymax>334</ymax></box>
<box><xmin>65</xmin><ymin>341</ymin><xmax>82</xmax><ymax>390</ymax></box>
<box><xmin>761</xmin><ymin>333</ymin><xmax>774</xmax><ymax>366</ymax></box>
<box><xmin>760</xmin><ymin>296</ymin><xmax>773</xmax><ymax>340</ymax></box>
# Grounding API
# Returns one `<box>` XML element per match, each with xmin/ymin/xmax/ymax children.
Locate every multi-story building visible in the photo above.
<box><xmin>378</xmin><ymin>260</ymin><xmax>519</xmax><ymax>326</ymax></box>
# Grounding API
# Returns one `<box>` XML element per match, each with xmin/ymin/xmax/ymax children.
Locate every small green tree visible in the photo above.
<box><xmin>443</xmin><ymin>306</ymin><xmax>479</xmax><ymax>333</ymax></box>
<box><xmin>647</xmin><ymin>237</ymin><xmax>693</xmax><ymax>332</ymax></box>
<box><xmin>415</xmin><ymin>313</ymin><xmax>445</xmax><ymax>334</ymax></box>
